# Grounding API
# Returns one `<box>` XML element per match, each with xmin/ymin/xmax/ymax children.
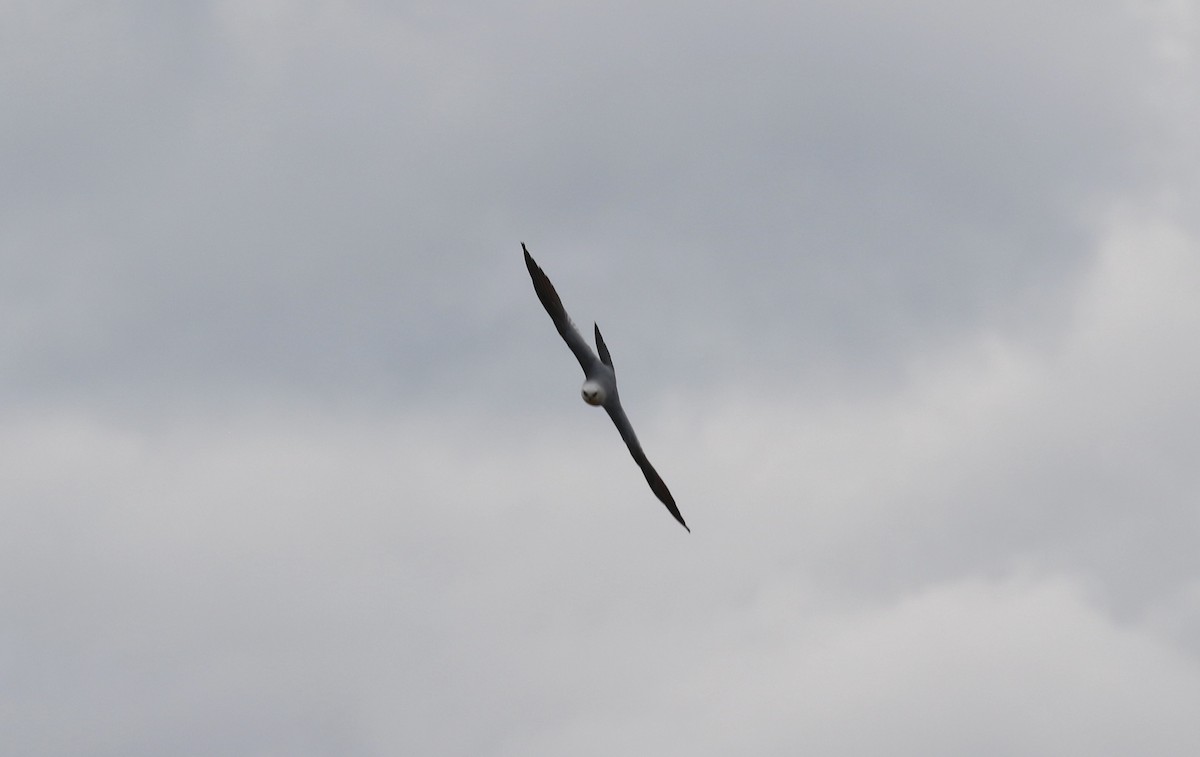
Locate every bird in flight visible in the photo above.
<box><xmin>523</xmin><ymin>243</ymin><xmax>689</xmax><ymax>532</ymax></box>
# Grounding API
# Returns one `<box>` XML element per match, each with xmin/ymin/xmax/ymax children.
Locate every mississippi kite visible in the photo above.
<box><xmin>523</xmin><ymin>243</ymin><xmax>689</xmax><ymax>532</ymax></box>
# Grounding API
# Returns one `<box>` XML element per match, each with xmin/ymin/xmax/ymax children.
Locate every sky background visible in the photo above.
<box><xmin>3</xmin><ymin>1</ymin><xmax>1199</xmax><ymax>754</ymax></box>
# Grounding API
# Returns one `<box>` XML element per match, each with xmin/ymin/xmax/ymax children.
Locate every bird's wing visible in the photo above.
<box><xmin>604</xmin><ymin>400</ymin><xmax>689</xmax><ymax>532</ymax></box>
<box><xmin>524</xmin><ymin>244</ymin><xmax>599</xmax><ymax>375</ymax></box>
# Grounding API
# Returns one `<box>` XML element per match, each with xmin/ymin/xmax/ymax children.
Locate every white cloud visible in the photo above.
<box><xmin>4</xmin><ymin>205</ymin><xmax>1197</xmax><ymax>753</ymax></box>
<box><xmin>499</xmin><ymin>575</ymin><xmax>1200</xmax><ymax>757</ymax></box>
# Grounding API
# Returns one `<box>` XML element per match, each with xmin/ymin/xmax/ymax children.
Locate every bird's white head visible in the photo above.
<box><xmin>581</xmin><ymin>380</ymin><xmax>606</xmax><ymax>406</ymax></box>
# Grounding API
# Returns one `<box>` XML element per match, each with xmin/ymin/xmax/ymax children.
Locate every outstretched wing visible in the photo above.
<box><xmin>604</xmin><ymin>400</ymin><xmax>689</xmax><ymax>532</ymax></box>
<box><xmin>524</xmin><ymin>244</ymin><xmax>599</xmax><ymax>375</ymax></box>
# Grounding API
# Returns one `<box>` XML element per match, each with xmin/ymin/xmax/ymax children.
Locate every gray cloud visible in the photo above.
<box><xmin>3</xmin><ymin>1</ymin><xmax>1198</xmax><ymax>754</ymax></box>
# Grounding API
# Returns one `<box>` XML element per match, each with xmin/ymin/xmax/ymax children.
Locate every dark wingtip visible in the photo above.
<box><xmin>676</xmin><ymin>512</ymin><xmax>691</xmax><ymax>532</ymax></box>
<box><xmin>523</xmin><ymin>245</ymin><xmax>540</xmax><ymax>279</ymax></box>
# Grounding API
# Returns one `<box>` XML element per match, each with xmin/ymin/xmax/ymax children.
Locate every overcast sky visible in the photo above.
<box><xmin>3</xmin><ymin>1</ymin><xmax>1199</xmax><ymax>754</ymax></box>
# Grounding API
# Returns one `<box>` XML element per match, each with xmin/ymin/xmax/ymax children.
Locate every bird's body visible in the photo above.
<box><xmin>523</xmin><ymin>244</ymin><xmax>689</xmax><ymax>532</ymax></box>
